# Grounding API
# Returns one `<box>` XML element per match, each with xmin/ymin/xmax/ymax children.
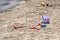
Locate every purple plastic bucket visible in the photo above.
<box><xmin>42</xmin><ymin>14</ymin><xmax>50</xmax><ymax>24</ymax></box>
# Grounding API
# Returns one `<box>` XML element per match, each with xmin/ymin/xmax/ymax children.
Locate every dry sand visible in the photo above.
<box><xmin>0</xmin><ymin>0</ymin><xmax>60</xmax><ymax>40</ymax></box>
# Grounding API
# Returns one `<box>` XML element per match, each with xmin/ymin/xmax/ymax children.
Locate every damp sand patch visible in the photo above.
<box><xmin>0</xmin><ymin>0</ymin><xmax>26</xmax><ymax>13</ymax></box>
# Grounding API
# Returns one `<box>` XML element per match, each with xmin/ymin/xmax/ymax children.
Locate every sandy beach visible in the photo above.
<box><xmin>0</xmin><ymin>0</ymin><xmax>60</xmax><ymax>40</ymax></box>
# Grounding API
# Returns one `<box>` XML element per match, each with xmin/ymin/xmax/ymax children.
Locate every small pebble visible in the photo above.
<box><xmin>46</xmin><ymin>3</ymin><xmax>49</xmax><ymax>6</ymax></box>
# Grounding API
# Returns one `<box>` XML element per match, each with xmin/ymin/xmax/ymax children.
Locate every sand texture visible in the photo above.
<box><xmin>0</xmin><ymin>0</ymin><xmax>60</xmax><ymax>40</ymax></box>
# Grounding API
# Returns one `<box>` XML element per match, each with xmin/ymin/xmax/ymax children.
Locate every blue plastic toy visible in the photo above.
<box><xmin>41</xmin><ymin>24</ymin><xmax>47</xmax><ymax>28</ymax></box>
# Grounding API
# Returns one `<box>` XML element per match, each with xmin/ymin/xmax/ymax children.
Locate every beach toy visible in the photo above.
<box><xmin>13</xmin><ymin>26</ymin><xmax>24</xmax><ymax>29</ymax></box>
<box><xmin>13</xmin><ymin>26</ymin><xmax>18</xmax><ymax>29</ymax></box>
<box><xmin>30</xmin><ymin>26</ymin><xmax>36</xmax><ymax>29</ymax></box>
<box><xmin>41</xmin><ymin>2</ymin><xmax>46</xmax><ymax>6</ymax></box>
<box><xmin>42</xmin><ymin>14</ymin><xmax>50</xmax><ymax>24</ymax></box>
<box><xmin>41</xmin><ymin>24</ymin><xmax>47</xmax><ymax>28</ymax></box>
<box><xmin>36</xmin><ymin>23</ymin><xmax>41</xmax><ymax>26</ymax></box>
<box><xmin>30</xmin><ymin>26</ymin><xmax>40</xmax><ymax>30</ymax></box>
<box><xmin>18</xmin><ymin>26</ymin><xmax>24</xmax><ymax>28</ymax></box>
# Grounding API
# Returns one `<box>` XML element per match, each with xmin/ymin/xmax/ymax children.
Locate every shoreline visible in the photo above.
<box><xmin>0</xmin><ymin>0</ymin><xmax>26</xmax><ymax>13</ymax></box>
